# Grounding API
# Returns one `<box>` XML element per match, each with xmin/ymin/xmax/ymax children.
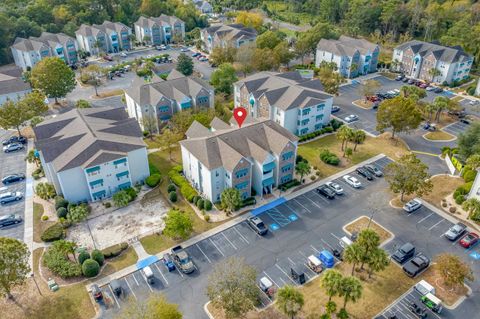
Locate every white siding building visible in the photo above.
<box><xmin>33</xmin><ymin>107</ymin><xmax>149</xmax><ymax>203</ymax></box>
<box><xmin>180</xmin><ymin>119</ymin><xmax>298</xmax><ymax>202</ymax></box>
<box><xmin>76</xmin><ymin>21</ymin><xmax>132</xmax><ymax>55</ymax></box>
<box><xmin>233</xmin><ymin>71</ymin><xmax>333</xmax><ymax>136</ymax></box>
<box><xmin>134</xmin><ymin>15</ymin><xmax>185</xmax><ymax>45</ymax></box>
<box><xmin>200</xmin><ymin>24</ymin><xmax>257</xmax><ymax>53</ymax></box>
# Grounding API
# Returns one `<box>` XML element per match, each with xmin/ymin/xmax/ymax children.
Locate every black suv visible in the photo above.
<box><xmin>316</xmin><ymin>185</ymin><xmax>336</xmax><ymax>199</ymax></box>
<box><xmin>364</xmin><ymin>164</ymin><xmax>383</xmax><ymax>177</ymax></box>
<box><xmin>403</xmin><ymin>254</ymin><xmax>430</xmax><ymax>277</ymax></box>
<box><xmin>1</xmin><ymin>174</ymin><xmax>25</xmax><ymax>185</ymax></box>
<box><xmin>2</xmin><ymin>135</ymin><xmax>26</xmax><ymax>145</ymax></box>
<box><xmin>356</xmin><ymin>167</ymin><xmax>373</xmax><ymax>180</ymax></box>
<box><xmin>0</xmin><ymin>214</ymin><xmax>23</xmax><ymax>228</ymax></box>
<box><xmin>392</xmin><ymin>242</ymin><xmax>415</xmax><ymax>264</ymax></box>
<box><xmin>247</xmin><ymin>216</ymin><xmax>268</xmax><ymax>236</ymax></box>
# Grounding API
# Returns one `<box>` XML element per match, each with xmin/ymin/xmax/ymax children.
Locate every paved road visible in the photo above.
<box><xmin>96</xmin><ymin>156</ymin><xmax>480</xmax><ymax>319</ymax></box>
<box><xmin>0</xmin><ymin>129</ymin><xmax>27</xmax><ymax>241</ymax></box>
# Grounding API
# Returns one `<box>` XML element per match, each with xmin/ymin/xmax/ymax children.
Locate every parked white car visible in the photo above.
<box><xmin>344</xmin><ymin>114</ymin><xmax>358</xmax><ymax>123</ymax></box>
<box><xmin>403</xmin><ymin>198</ymin><xmax>422</xmax><ymax>213</ymax></box>
<box><xmin>326</xmin><ymin>181</ymin><xmax>344</xmax><ymax>195</ymax></box>
<box><xmin>343</xmin><ymin>175</ymin><xmax>361</xmax><ymax>188</ymax></box>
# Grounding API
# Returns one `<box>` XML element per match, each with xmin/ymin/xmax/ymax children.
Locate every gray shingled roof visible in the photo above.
<box><xmin>12</xmin><ymin>32</ymin><xmax>75</xmax><ymax>52</ymax></box>
<box><xmin>76</xmin><ymin>21</ymin><xmax>131</xmax><ymax>37</ymax></box>
<box><xmin>205</xmin><ymin>24</ymin><xmax>257</xmax><ymax>42</ymax></box>
<box><xmin>134</xmin><ymin>15</ymin><xmax>184</xmax><ymax>29</ymax></box>
<box><xmin>0</xmin><ymin>66</ymin><xmax>31</xmax><ymax>95</ymax></box>
<box><xmin>34</xmin><ymin>107</ymin><xmax>145</xmax><ymax>172</ymax></box>
<box><xmin>180</xmin><ymin>119</ymin><xmax>298</xmax><ymax>171</ymax></box>
<box><xmin>236</xmin><ymin>71</ymin><xmax>332</xmax><ymax>111</ymax></box>
<box><xmin>394</xmin><ymin>40</ymin><xmax>472</xmax><ymax>64</ymax></box>
<box><xmin>210</xmin><ymin>117</ymin><xmax>230</xmax><ymax>131</ymax></box>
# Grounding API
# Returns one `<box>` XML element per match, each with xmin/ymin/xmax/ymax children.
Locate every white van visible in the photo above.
<box><xmin>339</xmin><ymin>236</ymin><xmax>353</xmax><ymax>249</ymax></box>
<box><xmin>143</xmin><ymin>266</ymin><xmax>155</xmax><ymax>284</ymax></box>
<box><xmin>415</xmin><ymin>280</ymin><xmax>435</xmax><ymax>295</ymax></box>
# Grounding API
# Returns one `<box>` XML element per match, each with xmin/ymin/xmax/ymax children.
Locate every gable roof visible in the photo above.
<box><xmin>236</xmin><ymin>71</ymin><xmax>332</xmax><ymax>111</ymax></box>
<box><xmin>76</xmin><ymin>21</ymin><xmax>131</xmax><ymax>37</ymax></box>
<box><xmin>12</xmin><ymin>32</ymin><xmax>75</xmax><ymax>52</ymax></box>
<box><xmin>180</xmin><ymin>119</ymin><xmax>298</xmax><ymax>170</ymax></box>
<box><xmin>394</xmin><ymin>40</ymin><xmax>472</xmax><ymax>64</ymax></box>
<box><xmin>0</xmin><ymin>66</ymin><xmax>31</xmax><ymax>95</ymax></box>
<box><xmin>317</xmin><ymin>35</ymin><xmax>377</xmax><ymax>57</ymax></box>
<box><xmin>204</xmin><ymin>24</ymin><xmax>257</xmax><ymax>42</ymax></box>
<box><xmin>34</xmin><ymin>107</ymin><xmax>145</xmax><ymax>172</ymax></box>
<box><xmin>134</xmin><ymin>15</ymin><xmax>184</xmax><ymax>29</ymax></box>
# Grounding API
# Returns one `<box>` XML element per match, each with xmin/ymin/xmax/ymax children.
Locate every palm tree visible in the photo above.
<box><xmin>295</xmin><ymin>161</ymin><xmax>311</xmax><ymax>184</ymax></box>
<box><xmin>25</xmin><ymin>149</ymin><xmax>40</xmax><ymax>167</ymax></box>
<box><xmin>367</xmin><ymin>248</ymin><xmax>390</xmax><ymax>278</ymax></box>
<box><xmin>336</xmin><ymin>125</ymin><xmax>353</xmax><ymax>151</ymax></box>
<box><xmin>428</xmin><ymin>68</ymin><xmax>442</xmax><ymax>83</ymax></box>
<box><xmin>351</xmin><ymin>129</ymin><xmax>366</xmax><ymax>151</ymax></box>
<box><xmin>343</xmin><ymin>243</ymin><xmax>364</xmax><ymax>275</ymax></box>
<box><xmin>466</xmin><ymin>154</ymin><xmax>480</xmax><ymax>170</ymax></box>
<box><xmin>321</xmin><ymin>269</ymin><xmax>343</xmax><ymax>302</ymax></box>
<box><xmin>276</xmin><ymin>285</ymin><xmax>304</xmax><ymax>319</ymax></box>
<box><xmin>338</xmin><ymin>276</ymin><xmax>363</xmax><ymax>311</ymax></box>
<box><xmin>463</xmin><ymin>198</ymin><xmax>480</xmax><ymax>222</ymax></box>
<box><xmin>54</xmin><ymin>240</ymin><xmax>77</xmax><ymax>262</ymax></box>
<box><xmin>357</xmin><ymin>229</ymin><xmax>380</xmax><ymax>270</ymax></box>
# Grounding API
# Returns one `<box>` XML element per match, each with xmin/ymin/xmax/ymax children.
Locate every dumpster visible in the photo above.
<box><xmin>307</xmin><ymin>255</ymin><xmax>323</xmax><ymax>273</ymax></box>
<box><xmin>290</xmin><ymin>266</ymin><xmax>306</xmax><ymax>284</ymax></box>
<box><xmin>319</xmin><ymin>250</ymin><xmax>335</xmax><ymax>268</ymax></box>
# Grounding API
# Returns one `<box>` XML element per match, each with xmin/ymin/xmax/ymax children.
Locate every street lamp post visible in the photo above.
<box><xmin>31</xmin><ymin>273</ymin><xmax>42</xmax><ymax>296</ymax></box>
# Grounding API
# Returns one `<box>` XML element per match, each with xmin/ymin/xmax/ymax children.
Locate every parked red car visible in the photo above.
<box><xmin>459</xmin><ymin>232</ymin><xmax>479</xmax><ymax>248</ymax></box>
<box><xmin>419</xmin><ymin>83</ymin><xmax>428</xmax><ymax>89</ymax></box>
<box><xmin>103</xmin><ymin>55</ymin><xmax>113</xmax><ymax>61</ymax></box>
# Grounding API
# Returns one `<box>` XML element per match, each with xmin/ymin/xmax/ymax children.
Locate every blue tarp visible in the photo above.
<box><xmin>250</xmin><ymin>197</ymin><xmax>286</xmax><ymax>216</ymax></box>
<box><xmin>136</xmin><ymin>255</ymin><xmax>159</xmax><ymax>269</ymax></box>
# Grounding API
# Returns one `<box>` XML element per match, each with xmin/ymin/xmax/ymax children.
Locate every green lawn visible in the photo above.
<box><xmin>33</xmin><ymin>202</ymin><xmax>54</xmax><ymax>243</ymax></box>
<box><xmin>101</xmin><ymin>246</ymin><xmax>138</xmax><ymax>275</ymax></box>
<box><xmin>264</xmin><ymin>1</ymin><xmax>315</xmax><ymax>25</ymax></box>
<box><xmin>144</xmin><ymin>136</ymin><xmax>163</xmax><ymax>149</ymax></box>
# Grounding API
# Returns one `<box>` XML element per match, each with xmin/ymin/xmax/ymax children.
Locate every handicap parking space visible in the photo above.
<box><xmin>442</xmin><ymin>121</ymin><xmax>470</xmax><ymax>136</ymax></box>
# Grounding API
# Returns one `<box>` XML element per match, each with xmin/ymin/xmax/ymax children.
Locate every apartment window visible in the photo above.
<box><xmin>113</xmin><ymin>158</ymin><xmax>127</xmax><ymax>169</ymax></box>
<box><xmin>281</xmin><ymin>174</ymin><xmax>292</xmax><ymax>184</ymax></box>
<box><xmin>116</xmin><ymin>171</ymin><xmax>129</xmax><ymax>181</ymax></box>
<box><xmin>315</xmin><ymin>123</ymin><xmax>322</xmax><ymax>130</ymax></box>
<box><xmin>301</xmin><ymin>119</ymin><xmax>309</xmax><ymax>126</ymax></box>
<box><xmin>158</xmin><ymin>105</ymin><xmax>169</xmax><ymax>113</ymax></box>
<box><xmin>281</xmin><ymin>163</ymin><xmax>292</xmax><ymax>173</ymax></box>
<box><xmin>316</xmin><ymin>115</ymin><xmax>323</xmax><ymax>122</ymax></box>
<box><xmin>89</xmin><ymin>179</ymin><xmax>104</xmax><ymax>190</ymax></box>
<box><xmin>302</xmin><ymin>108</ymin><xmax>311</xmax><ymax>116</ymax></box>
<box><xmin>215</xmin><ymin>171</ymin><xmax>219</xmax><ymax>177</ymax></box>
<box><xmin>86</xmin><ymin>166</ymin><xmax>100</xmax><ymax>176</ymax></box>
<box><xmin>235</xmin><ymin>168</ymin><xmax>248</xmax><ymax>179</ymax></box>
<box><xmin>235</xmin><ymin>181</ymin><xmax>248</xmax><ymax>190</ymax></box>
<box><xmin>316</xmin><ymin>104</ymin><xmax>325</xmax><ymax>111</ymax></box>
<box><xmin>282</xmin><ymin>151</ymin><xmax>293</xmax><ymax>161</ymax></box>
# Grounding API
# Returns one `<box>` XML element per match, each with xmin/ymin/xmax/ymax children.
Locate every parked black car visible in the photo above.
<box><xmin>2</xmin><ymin>135</ymin><xmax>26</xmax><ymax>145</ymax></box>
<box><xmin>402</xmin><ymin>254</ymin><xmax>430</xmax><ymax>277</ymax></box>
<box><xmin>392</xmin><ymin>242</ymin><xmax>415</xmax><ymax>264</ymax></box>
<box><xmin>316</xmin><ymin>185</ymin><xmax>336</xmax><ymax>199</ymax></box>
<box><xmin>247</xmin><ymin>216</ymin><xmax>268</xmax><ymax>235</ymax></box>
<box><xmin>364</xmin><ymin>164</ymin><xmax>383</xmax><ymax>177</ymax></box>
<box><xmin>1</xmin><ymin>174</ymin><xmax>25</xmax><ymax>185</ymax></box>
<box><xmin>356</xmin><ymin>167</ymin><xmax>373</xmax><ymax>180</ymax></box>
<box><xmin>433</xmin><ymin>87</ymin><xmax>443</xmax><ymax>93</ymax></box>
<box><xmin>0</xmin><ymin>214</ymin><xmax>23</xmax><ymax>228</ymax></box>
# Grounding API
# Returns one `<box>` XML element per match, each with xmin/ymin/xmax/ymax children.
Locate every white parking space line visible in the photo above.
<box><xmin>209</xmin><ymin>238</ymin><xmax>225</xmax><ymax>257</ymax></box>
<box><xmin>175</xmin><ymin>265</ymin><xmax>184</xmax><ymax>278</ymax></box>
<box><xmin>132</xmin><ymin>272</ymin><xmax>140</xmax><ymax>285</ymax></box>
<box><xmin>287</xmin><ymin>257</ymin><xmax>295</xmax><ymax>265</ymax></box>
<box><xmin>330</xmin><ymin>233</ymin><xmax>341</xmax><ymax>241</ymax></box>
<box><xmin>108</xmin><ymin>284</ymin><xmax>121</xmax><ymax>308</ymax></box>
<box><xmin>262</xmin><ymin>271</ymin><xmax>280</xmax><ymax>288</ymax></box>
<box><xmin>417</xmin><ymin>212</ymin><xmax>434</xmax><ymax>224</ymax></box>
<box><xmin>233</xmin><ymin>227</ymin><xmax>249</xmax><ymax>244</ymax></box>
<box><xmin>303</xmin><ymin>194</ymin><xmax>324</xmax><ymax>208</ymax></box>
<box><xmin>428</xmin><ymin>219</ymin><xmax>445</xmax><ymax>230</ymax></box>
<box><xmin>140</xmin><ymin>272</ymin><xmax>154</xmax><ymax>292</ymax></box>
<box><xmin>321</xmin><ymin>238</ymin><xmax>335</xmax><ymax>250</ymax></box>
<box><xmin>124</xmin><ymin>277</ymin><xmax>137</xmax><ymax>300</ymax></box>
<box><xmin>275</xmin><ymin>264</ymin><xmax>297</xmax><ymax>284</ymax></box>
<box><xmin>221</xmin><ymin>232</ymin><xmax>237</xmax><ymax>250</ymax></box>
<box><xmin>278</xmin><ymin>277</ymin><xmax>288</xmax><ymax>286</ymax></box>
<box><xmin>292</xmin><ymin>198</ymin><xmax>309</xmax><ymax>212</ymax></box>
<box><xmin>310</xmin><ymin>244</ymin><xmax>320</xmax><ymax>253</ymax></box>
<box><xmin>310</xmin><ymin>191</ymin><xmax>330</xmax><ymax>204</ymax></box>
<box><xmin>196</xmin><ymin>243</ymin><xmax>212</xmax><ymax>263</ymax></box>
<box><xmin>285</xmin><ymin>201</ymin><xmax>308</xmax><ymax>214</ymax></box>
<box><xmin>154</xmin><ymin>263</ymin><xmax>169</xmax><ymax>285</ymax></box>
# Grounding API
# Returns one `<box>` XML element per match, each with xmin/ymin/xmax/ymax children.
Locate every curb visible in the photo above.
<box><xmin>421</xmin><ymin>131</ymin><xmax>457</xmax><ymax>143</ymax></box>
<box><xmin>443</xmin><ymin>284</ymin><xmax>471</xmax><ymax>310</ymax></box>
<box><xmin>342</xmin><ymin>215</ymin><xmax>396</xmax><ymax>248</ymax></box>
<box><xmin>204</xmin><ymin>301</ymin><xmax>215</xmax><ymax>319</ymax></box>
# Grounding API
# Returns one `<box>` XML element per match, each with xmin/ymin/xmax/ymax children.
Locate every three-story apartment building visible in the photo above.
<box><xmin>181</xmin><ymin>119</ymin><xmax>298</xmax><ymax>202</ymax></box>
<box><xmin>134</xmin><ymin>15</ymin><xmax>185</xmax><ymax>45</ymax></box>
<box><xmin>33</xmin><ymin>107</ymin><xmax>149</xmax><ymax>203</ymax></box>
<box><xmin>233</xmin><ymin>71</ymin><xmax>333</xmax><ymax>136</ymax></box>
<box><xmin>392</xmin><ymin>40</ymin><xmax>473</xmax><ymax>84</ymax></box>
<box><xmin>76</xmin><ymin>21</ymin><xmax>132</xmax><ymax>55</ymax></box>
<box><xmin>200</xmin><ymin>24</ymin><xmax>257</xmax><ymax>53</ymax></box>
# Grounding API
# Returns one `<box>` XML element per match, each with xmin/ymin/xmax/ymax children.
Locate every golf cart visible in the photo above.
<box><xmin>259</xmin><ymin>276</ymin><xmax>275</xmax><ymax>298</ymax></box>
<box><xmin>421</xmin><ymin>293</ymin><xmax>443</xmax><ymax>314</ymax></box>
<box><xmin>409</xmin><ymin>301</ymin><xmax>428</xmax><ymax>319</ymax></box>
<box><xmin>162</xmin><ymin>253</ymin><xmax>176</xmax><ymax>272</ymax></box>
<box><xmin>290</xmin><ymin>265</ymin><xmax>306</xmax><ymax>284</ymax></box>
<box><xmin>307</xmin><ymin>255</ymin><xmax>323</xmax><ymax>273</ymax></box>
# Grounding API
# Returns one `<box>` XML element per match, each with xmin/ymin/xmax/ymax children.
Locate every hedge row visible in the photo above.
<box><xmin>101</xmin><ymin>242</ymin><xmax>128</xmax><ymax>259</ymax></box>
<box><xmin>320</xmin><ymin>149</ymin><xmax>340</xmax><ymax>166</ymax></box>
<box><xmin>168</xmin><ymin>168</ymin><xmax>198</xmax><ymax>202</ymax></box>
<box><xmin>146</xmin><ymin>173</ymin><xmax>162</xmax><ymax>187</ymax></box>
<box><xmin>41</xmin><ymin>223</ymin><xmax>66</xmax><ymax>242</ymax></box>
<box><xmin>279</xmin><ymin>179</ymin><xmax>301</xmax><ymax>191</ymax></box>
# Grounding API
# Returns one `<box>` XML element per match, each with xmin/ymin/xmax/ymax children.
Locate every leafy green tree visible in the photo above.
<box><xmin>367</xmin><ymin>248</ymin><xmax>389</xmax><ymax>278</ymax></box>
<box><xmin>235</xmin><ymin>43</ymin><xmax>255</xmax><ymax>77</ymax></box>
<box><xmin>67</xmin><ymin>204</ymin><xmax>90</xmax><ymax>223</ymax></box>
<box><xmin>220</xmin><ymin>188</ymin><xmax>242</xmax><ymax>213</ymax></box>
<box><xmin>235</xmin><ymin>11</ymin><xmax>263</xmax><ymax>30</ymax></box>
<box><xmin>113</xmin><ymin>190</ymin><xmax>131</xmax><ymax>207</ymax></box>
<box><xmin>436</xmin><ymin>253</ymin><xmax>474</xmax><ymax>288</ymax></box>
<box><xmin>82</xmin><ymin>64</ymin><xmax>104</xmax><ymax>96</ymax></box>
<box><xmin>428</xmin><ymin>68</ymin><xmax>442</xmax><ymax>82</ymax></box>
<box><xmin>338</xmin><ymin>276</ymin><xmax>363</xmax><ymax>311</ymax></box>
<box><xmin>463</xmin><ymin>198</ymin><xmax>480</xmax><ymax>222</ymax></box>
<box><xmin>318</xmin><ymin>66</ymin><xmax>343</xmax><ymax>95</ymax></box>
<box><xmin>30</xmin><ymin>57</ymin><xmax>76</xmax><ymax>104</ymax></box>
<box><xmin>119</xmin><ymin>293</ymin><xmax>183</xmax><ymax>319</ymax></box>
<box><xmin>458</xmin><ymin>122</ymin><xmax>480</xmax><ymax>159</ymax></box>
<box><xmin>207</xmin><ymin>257</ymin><xmax>258</xmax><ymax>319</ymax></box>
<box><xmin>343</xmin><ymin>243</ymin><xmax>364</xmax><ymax>275</ymax></box>
<box><xmin>400</xmin><ymin>85</ymin><xmax>427</xmax><ymax>101</ymax></box>
<box><xmin>159</xmin><ymin>128</ymin><xmax>182</xmax><ymax>160</ymax></box>
<box><xmin>176</xmin><ymin>53</ymin><xmax>194</xmax><ymax>76</ymax></box>
<box><xmin>273</xmin><ymin>41</ymin><xmax>294</xmax><ymax>67</ymax></box>
<box><xmin>430</xmin><ymin>96</ymin><xmax>459</xmax><ymax>122</ymax></box>
<box><xmin>321</xmin><ymin>269</ymin><xmax>343</xmax><ymax>302</ymax></box>
<box><xmin>210</xmin><ymin>63</ymin><xmax>238</xmax><ymax>95</ymax></box>
<box><xmin>0</xmin><ymin>237</ymin><xmax>31</xmax><ymax>299</ymax></box>
<box><xmin>141</xmin><ymin>114</ymin><xmax>158</xmax><ymax>137</ymax></box>
<box><xmin>359</xmin><ymin>79</ymin><xmax>381</xmax><ymax>102</ymax></box>
<box><xmin>295</xmin><ymin>161</ymin><xmax>311</xmax><ymax>183</ymax></box>
<box><xmin>163</xmin><ymin>209</ymin><xmax>193</xmax><ymax>240</ymax></box>
<box><xmin>253</xmin><ymin>47</ymin><xmax>278</xmax><ymax>71</ymax></box>
<box><xmin>466</xmin><ymin>154</ymin><xmax>480</xmax><ymax>170</ymax></box>
<box><xmin>30</xmin><ymin>116</ymin><xmax>44</xmax><ymax>127</ymax></box>
<box><xmin>0</xmin><ymin>90</ymin><xmax>48</xmax><ymax>135</ymax></box>
<box><xmin>209</xmin><ymin>46</ymin><xmax>236</xmax><ymax>66</ymax></box>
<box><xmin>256</xmin><ymin>30</ymin><xmax>282</xmax><ymax>49</ymax></box>
<box><xmin>376</xmin><ymin>96</ymin><xmax>422</xmax><ymax>138</ymax></box>
<box><xmin>54</xmin><ymin>240</ymin><xmax>77</xmax><ymax>262</ymax></box>
<box><xmin>25</xmin><ymin>149</ymin><xmax>40</xmax><ymax>167</ymax></box>
<box><xmin>277</xmin><ymin>285</ymin><xmax>304</xmax><ymax>319</ymax></box>
<box><xmin>384</xmin><ymin>153</ymin><xmax>433</xmax><ymax>201</ymax></box>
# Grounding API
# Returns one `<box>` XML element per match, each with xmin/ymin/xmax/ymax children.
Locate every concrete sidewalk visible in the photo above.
<box><xmin>24</xmin><ymin>139</ymin><xmax>35</xmax><ymax>271</ymax></box>
<box><xmin>86</xmin><ymin>154</ymin><xmax>387</xmax><ymax>291</ymax></box>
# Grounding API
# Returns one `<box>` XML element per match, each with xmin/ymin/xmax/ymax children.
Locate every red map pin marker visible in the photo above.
<box><xmin>233</xmin><ymin>107</ymin><xmax>247</xmax><ymax>128</ymax></box>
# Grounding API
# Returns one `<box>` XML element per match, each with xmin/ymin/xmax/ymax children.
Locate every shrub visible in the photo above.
<box><xmin>125</xmin><ymin>187</ymin><xmax>137</xmax><ymax>201</ymax></box>
<box><xmin>113</xmin><ymin>190</ymin><xmax>131</xmax><ymax>207</ymax></box>
<box><xmin>320</xmin><ymin>149</ymin><xmax>340</xmax><ymax>165</ymax></box>
<box><xmin>197</xmin><ymin>199</ymin><xmax>204</xmax><ymax>210</ymax></box>
<box><xmin>76</xmin><ymin>99</ymin><xmax>91</xmax><ymax>108</ymax></box>
<box><xmin>192</xmin><ymin>196</ymin><xmax>201</xmax><ymax>205</ymax></box>
<box><xmin>330</xmin><ymin>119</ymin><xmax>343</xmax><ymax>130</ymax></box>
<box><xmin>56</xmin><ymin>207</ymin><xmax>68</xmax><ymax>218</ymax></box>
<box><xmin>467</xmin><ymin>86</ymin><xmax>476</xmax><ymax>96</ymax></box>
<box><xmin>145</xmin><ymin>173</ymin><xmax>162</xmax><ymax>187</ymax></box>
<box><xmin>315</xmin><ymin>171</ymin><xmax>321</xmax><ymax>176</ymax></box>
<box><xmin>66</xmin><ymin>203</ymin><xmax>90</xmax><ymax>223</ymax></box>
<box><xmin>82</xmin><ymin>259</ymin><xmax>100</xmax><ymax>277</ymax></box>
<box><xmin>43</xmin><ymin>245</ymin><xmax>82</xmax><ymax>278</ymax></box>
<box><xmin>41</xmin><ymin>215</ymin><xmax>49</xmax><ymax>221</ymax></box>
<box><xmin>91</xmin><ymin>249</ymin><xmax>105</xmax><ymax>266</ymax></box>
<box><xmin>463</xmin><ymin>170</ymin><xmax>477</xmax><ymax>183</ymax></box>
<box><xmin>41</xmin><ymin>223</ymin><xmax>65</xmax><ymax>242</ymax></box>
<box><xmin>167</xmin><ymin>184</ymin><xmax>176</xmax><ymax>193</ymax></box>
<box><xmin>169</xmin><ymin>191</ymin><xmax>177</xmax><ymax>202</ymax></box>
<box><xmin>241</xmin><ymin>197</ymin><xmax>256</xmax><ymax>207</ymax></box>
<box><xmin>104</xmin><ymin>202</ymin><xmax>112</xmax><ymax>208</ymax></box>
<box><xmin>168</xmin><ymin>168</ymin><xmax>198</xmax><ymax>202</ymax></box>
<box><xmin>310</xmin><ymin>175</ymin><xmax>316</xmax><ymax>180</ymax></box>
<box><xmin>204</xmin><ymin>214</ymin><xmax>211</xmax><ymax>222</ymax></box>
<box><xmin>78</xmin><ymin>251</ymin><xmax>90</xmax><ymax>265</ymax></box>
<box><xmin>101</xmin><ymin>243</ymin><xmax>128</xmax><ymax>259</ymax></box>
<box><xmin>442</xmin><ymin>202</ymin><xmax>448</xmax><ymax>207</ymax></box>
<box><xmin>279</xmin><ymin>179</ymin><xmax>301</xmax><ymax>191</ymax></box>
<box><xmin>296</xmin><ymin>155</ymin><xmax>304</xmax><ymax>164</ymax></box>
<box><xmin>55</xmin><ymin>198</ymin><xmax>69</xmax><ymax>210</ymax></box>
<box><xmin>455</xmin><ymin>195</ymin><xmax>465</xmax><ymax>205</ymax></box>
<box><xmin>204</xmin><ymin>200</ymin><xmax>212</xmax><ymax>211</ymax></box>
<box><xmin>35</xmin><ymin>182</ymin><xmax>57</xmax><ymax>200</ymax></box>
<box><xmin>449</xmin><ymin>206</ymin><xmax>457</xmax><ymax>214</ymax></box>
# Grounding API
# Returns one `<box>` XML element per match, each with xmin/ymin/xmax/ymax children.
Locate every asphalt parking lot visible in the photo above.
<box><xmin>0</xmin><ymin>129</ymin><xmax>27</xmax><ymax>241</ymax></box>
<box><xmin>442</xmin><ymin>121</ymin><xmax>470</xmax><ymax>137</ymax></box>
<box><xmin>95</xmin><ymin>155</ymin><xmax>479</xmax><ymax>319</ymax></box>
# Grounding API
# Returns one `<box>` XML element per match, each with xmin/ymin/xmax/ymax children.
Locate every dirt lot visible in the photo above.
<box><xmin>421</xmin><ymin>264</ymin><xmax>468</xmax><ymax>306</ymax></box>
<box><xmin>345</xmin><ymin>216</ymin><xmax>393</xmax><ymax>244</ymax></box>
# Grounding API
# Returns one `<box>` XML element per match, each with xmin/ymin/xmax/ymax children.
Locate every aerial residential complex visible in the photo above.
<box><xmin>134</xmin><ymin>15</ymin><xmax>185</xmax><ymax>45</ymax></box>
<box><xmin>33</xmin><ymin>107</ymin><xmax>149</xmax><ymax>203</ymax></box>
<box><xmin>233</xmin><ymin>71</ymin><xmax>333</xmax><ymax>136</ymax></box>
<box><xmin>392</xmin><ymin>40</ymin><xmax>473</xmax><ymax>84</ymax></box>
<box><xmin>0</xmin><ymin>65</ymin><xmax>31</xmax><ymax>104</ymax></box>
<box><xmin>11</xmin><ymin>32</ymin><xmax>78</xmax><ymax>70</ymax></box>
<box><xmin>76</xmin><ymin>21</ymin><xmax>133</xmax><ymax>55</ymax></box>
<box><xmin>191</xmin><ymin>0</ymin><xmax>213</xmax><ymax>14</ymax></box>
<box><xmin>125</xmin><ymin>70</ymin><xmax>214</xmax><ymax>133</ymax></box>
<box><xmin>200</xmin><ymin>23</ymin><xmax>257</xmax><ymax>53</ymax></box>
<box><xmin>315</xmin><ymin>35</ymin><xmax>379</xmax><ymax>78</ymax></box>
<box><xmin>181</xmin><ymin>119</ymin><xmax>298</xmax><ymax>201</ymax></box>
